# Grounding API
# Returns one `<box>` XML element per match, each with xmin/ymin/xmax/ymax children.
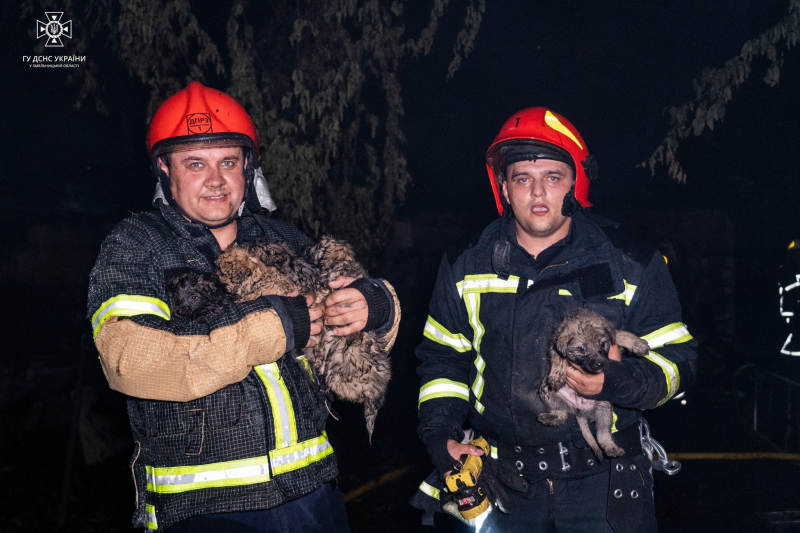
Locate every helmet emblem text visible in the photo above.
<box><xmin>186</xmin><ymin>113</ymin><xmax>213</xmax><ymax>134</ymax></box>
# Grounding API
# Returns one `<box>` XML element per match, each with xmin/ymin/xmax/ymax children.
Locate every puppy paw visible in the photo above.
<box><xmin>537</xmin><ymin>411</ymin><xmax>568</xmax><ymax>426</ymax></box>
<box><xmin>602</xmin><ymin>444</ymin><xmax>625</xmax><ymax>458</ymax></box>
<box><xmin>630</xmin><ymin>338</ymin><xmax>650</xmax><ymax>356</ymax></box>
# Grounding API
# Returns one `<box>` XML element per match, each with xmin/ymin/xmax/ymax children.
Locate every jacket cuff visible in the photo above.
<box><xmin>590</xmin><ymin>360</ymin><xmax>646</xmax><ymax>405</ymax></box>
<box><xmin>269</xmin><ymin>295</ymin><xmax>310</xmax><ymax>351</ymax></box>
<box><xmin>422</xmin><ymin>428</ymin><xmax>461</xmax><ymax>477</ymax></box>
<box><xmin>349</xmin><ymin>278</ymin><xmax>391</xmax><ymax>332</ymax></box>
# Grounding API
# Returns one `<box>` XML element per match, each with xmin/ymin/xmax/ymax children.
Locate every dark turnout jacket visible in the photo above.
<box><xmin>88</xmin><ymin>203</ymin><xmax>399</xmax><ymax>531</ymax></box>
<box><xmin>416</xmin><ymin>212</ymin><xmax>697</xmax><ymax>474</ymax></box>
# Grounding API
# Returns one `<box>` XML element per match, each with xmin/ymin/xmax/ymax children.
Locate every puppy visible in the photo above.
<box><xmin>538</xmin><ymin>307</ymin><xmax>649</xmax><ymax>459</ymax></box>
<box><xmin>167</xmin><ymin>237</ymin><xmax>391</xmax><ymax>441</ymax></box>
<box><xmin>304</xmin><ymin>237</ymin><xmax>392</xmax><ymax>441</ymax></box>
<box><xmin>167</xmin><ymin>270</ymin><xmax>228</xmax><ymax>321</ymax></box>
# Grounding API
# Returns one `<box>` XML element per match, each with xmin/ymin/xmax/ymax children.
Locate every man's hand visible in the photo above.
<box><xmin>324</xmin><ymin>276</ymin><xmax>369</xmax><ymax>336</ymax></box>
<box><xmin>443</xmin><ymin>439</ymin><xmax>484</xmax><ymax>477</ymax></box>
<box><xmin>565</xmin><ymin>343</ymin><xmax>621</xmax><ymax>396</ymax></box>
<box><xmin>305</xmin><ymin>294</ymin><xmax>323</xmax><ymax>348</ymax></box>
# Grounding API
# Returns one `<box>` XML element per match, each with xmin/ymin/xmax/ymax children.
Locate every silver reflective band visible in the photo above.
<box><xmin>423</xmin><ymin>316</ymin><xmax>472</xmax><ymax>352</ymax></box>
<box><xmin>91</xmin><ymin>295</ymin><xmax>171</xmax><ymax>337</ymax></box>
<box><xmin>146</xmin><ymin>458</ymin><xmax>271</xmax><ymax>494</ymax></box>
<box><xmin>146</xmin><ymin>503</ymin><xmax>158</xmax><ymax>530</ymax></box>
<box><xmin>456</xmin><ymin>275</ymin><xmax>520</xmax><ymax>297</ymax></box>
<box><xmin>418</xmin><ymin>379</ymin><xmax>469</xmax><ymax>405</ymax></box>
<box><xmin>257</xmin><ymin>363</ymin><xmax>294</xmax><ymax>448</ymax></box>
<box><xmin>269</xmin><ymin>436</ymin><xmax>332</xmax><ymax>475</ymax></box>
<box><xmin>642</xmin><ymin>323</ymin><xmax>693</xmax><ymax>349</ymax></box>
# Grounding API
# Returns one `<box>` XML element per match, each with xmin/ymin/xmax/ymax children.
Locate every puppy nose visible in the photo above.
<box><xmin>591</xmin><ymin>360</ymin><xmax>606</xmax><ymax>372</ymax></box>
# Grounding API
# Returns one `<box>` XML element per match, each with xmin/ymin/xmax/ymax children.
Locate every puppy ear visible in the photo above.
<box><xmin>554</xmin><ymin>322</ymin><xmax>569</xmax><ymax>356</ymax></box>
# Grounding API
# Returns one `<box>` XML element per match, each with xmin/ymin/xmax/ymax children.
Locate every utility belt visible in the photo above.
<box><xmin>488</xmin><ymin>422</ymin><xmax>644</xmax><ymax>482</ymax></box>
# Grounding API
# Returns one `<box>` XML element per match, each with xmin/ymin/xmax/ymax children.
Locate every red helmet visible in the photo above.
<box><xmin>486</xmin><ymin>107</ymin><xmax>596</xmax><ymax>216</ymax></box>
<box><xmin>147</xmin><ymin>81</ymin><xmax>259</xmax><ymax>159</ymax></box>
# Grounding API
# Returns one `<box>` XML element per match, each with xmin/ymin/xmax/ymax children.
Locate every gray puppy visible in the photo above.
<box><xmin>538</xmin><ymin>308</ymin><xmax>649</xmax><ymax>458</ymax></box>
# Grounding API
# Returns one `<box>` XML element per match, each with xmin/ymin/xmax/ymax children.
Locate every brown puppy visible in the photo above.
<box><xmin>538</xmin><ymin>307</ymin><xmax>649</xmax><ymax>459</ymax></box>
<box><xmin>180</xmin><ymin>236</ymin><xmax>391</xmax><ymax>441</ymax></box>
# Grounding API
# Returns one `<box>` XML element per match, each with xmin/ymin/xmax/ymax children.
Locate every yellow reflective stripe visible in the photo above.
<box><xmin>269</xmin><ymin>434</ymin><xmax>333</xmax><ymax>475</ymax></box>
<box><xmin>254</xmin><ymin>363</ymin><xmax>298</xmax><ymax>449</ymax></box>
<box><xmin>490</xmin><ymin>446</ymin><xmax>498</xmax><ymax>459</ymax></box>
<box><xmin>644</xmin><ymin>351</ymin><xmax>680</xmax><ymax>406</ymax></box>
<box><xmin>146</xmin><ymin>456</ymin><xmax>271</xmax><ymax>494</ymax></box>
<box><xmin>558</xmin><ymin>289</ymin><xmax>572</xmax><ymax>296</ymax></box>
<box><xmin>145</xmin><ymin>504</ymin><xmax>157</xmax><ymax>530</ymax></box>
<box><xmin>544</xmin><ymin>110</ymin><xmax>583</xmax><ymax>150</ymax></box>
<box><xmin>91</xmin><ymin>294</ymin><xmax>171</xmax><ymax>338</ymax></box>
<box><xmin>608</xmin><ymin>280</ymin><xmax>637</xmax><ymax>306</ymax></box>
<box><xmin>465</xmin><ymin>292</ymin><xmax>488</xmax><ymax>413</ymax></box>
<box><xmin>423</xmin><ymin>316</ymin><xmax>472</xmax><ymax>352</ymax></box>
<box><xmin>296</xmin><ymin>355</ymin><xmax>316</xmax><ymax>382</ymax></box>
<box><xmin>419</xmin><ymin>481</ymin><xmax>441</xmax><ymax>500</ymax></box>
<box><xmin>611</xmin><ymin>410</ymin><xmax>618</xmax><ymax>433</ymax></box>
<box><xmin>641</xmin><ymin>323</ymin><xmax>693</xmax><ymax>349</ymax></box>
<box><xmin>457</xmin><ymin>275</ymin><xmax>520</xmax><ymax>297</ymax></box>
<box><xmin>419</xmin><ymin>379</ymin><xmax>469</xmax><ymax>406</ymax></box>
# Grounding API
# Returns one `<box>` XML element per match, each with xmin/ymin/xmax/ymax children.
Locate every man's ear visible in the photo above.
<box><xmin>157</xmin><ymin>156</ymin><xmax>170</xmax><ymax>177</ymax></box>
<box><xmin>501</xmin><ymin>179</ymin><xmax>510</xmax><ymax>204</ymax></box>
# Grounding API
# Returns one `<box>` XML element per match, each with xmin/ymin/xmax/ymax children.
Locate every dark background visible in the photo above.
<box><xmin>2</xmin><ymin>1</ymin><xmax>800</xmax><ymax>531</ymax></box>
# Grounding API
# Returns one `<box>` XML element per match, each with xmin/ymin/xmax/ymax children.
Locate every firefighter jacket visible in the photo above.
<box><xmin>416</xmin><ymin>212</ymin><xmax>697</xmax><ymax>475</ymax></box>
<box><xmin>87</xmin><ymin>203</ymin><xmax>400</xmax><ymax>531</ymax></box>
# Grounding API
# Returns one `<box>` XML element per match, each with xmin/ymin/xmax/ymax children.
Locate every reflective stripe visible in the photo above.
<box><xmin>419</xmin><ymin>379</ymin><xmax>469</xmax><ymax>405</ymax></box>
<box><xmin>608</xmin><ymin>280</ymin><xmax>637</xmax><ymax>306</ymax></box>
<box><xmin>146</xmin><ymin>456</ymin><xmax>271</xmax><ymax>494</ymax></box>
<box><xmin>145</xmin><ymin>435</ymin><xmax>333</xmax><ymax>494</ymax></box>
<box><xmin>269</xmin><ymin>434</ymin><xmax>333</xmax><ymax>475</ymax></box>
<box><xmin>644</xmin><ymin>351</ymin><xmax>680</xmax><ymax>406</ymax></box>
<box><xmin>781</xmin><ymin>333</ymin><xmax>800</xmax><ymax>356</ymax></box>
<box><xmin>424</xmin><ymin>316</ymin><xmax>472</xmax><ymax>352</ymax></box>
<box><xmin>558</xmin><ymin>289</ymin><xmax>572</xmax><ymax>296</ymax></box>
<box><xmin>611</xmin><ymin>410</ymin><xmax>618</xmax><ymax>433</ymax></box>
<box><xmin>419</xmin><ymin>480</ymin><xmax>441</xmax><ymax>500</ymax></box>
<box><xmin>490</xmin><ymin>446</ymin><xmax>498</xmax><ymax>459</ymax></box>
<box><xmin>457</xmin><ymin>274</ymin><xmax>520</xmax><ymax>297</ymax></box>
<box><xmin>296</xmin><ymin>355</ymin><xmax>316</xmax><ymax>382</ymax></box>
<box><xmin>642</xmin><ymin>323</ymin><xmax>693</xmax><ymax>349</ymax></box>
<box><xmin>545</xmin><ymin>110</ymin><xmax>584</xmax><ymax>149</ymax></box>
<box><xmin>146</xmin><ymin>503</ymin><xmax>157</xmax><ymax>530</ymax></box>
<box><xmin>254</xmin><ymin>363</ymin><xmax>298</xmax><ymax>449</ymax></box>
<box><xmin>91</xmin><ymin>294</ymin><xmax>170</xmax><ymax>338</ymax></box>
<box><xmin>465</xmin><ymin>292</ymin><xmax>488</xmax><ymax>413</ymax></box>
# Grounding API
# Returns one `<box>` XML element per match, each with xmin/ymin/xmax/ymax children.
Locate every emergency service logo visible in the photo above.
<box><xmin>37</xmin><ymin>12</ymin><xmax>72</xmax><ymax>47</ymax></box>
<box><xmin>187</xmin><ymin>114</ymin><xmax>213</xmax><ymax>134</ymax></box>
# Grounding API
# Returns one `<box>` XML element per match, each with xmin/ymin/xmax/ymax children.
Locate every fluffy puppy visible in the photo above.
<box><xmin>538</xmin><ymin>307</ymin><xmax>649</xmax><ymax>459</ymax></box>
<box><xmin>167</xmin><ymin>237</ymin><xmax>391</xmax><ymax>440</ymax></box>
<box><xmin>167</xmin><ymin>270</ymin><xmax>228</xmax><ymax>321</ymax></box>
<box><xmin>304</xmin><ymin>237</ymin><xmax>392</xmax><ymax>441</ymax></box>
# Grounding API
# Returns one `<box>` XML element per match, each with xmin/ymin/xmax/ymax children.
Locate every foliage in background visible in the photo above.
<box><xmin>21</xmin><ymin>0</ymin><xmax>485</xmax><ymax>262</ymax></box>
<box><xmin>642</xmin><ymin>0</ymin><xmax>800</xmax><ymax>182</ymax></box>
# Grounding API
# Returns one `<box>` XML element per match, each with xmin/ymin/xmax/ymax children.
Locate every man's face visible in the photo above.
<box><xmin>160</xmin><ymin>146</ymin><xmax>246</xmax><ymax>226</ymax></box>
<box><xmin>501</xmin><ymin>158</ymin><xmax>575</xmax><ymax>243</ymax></box>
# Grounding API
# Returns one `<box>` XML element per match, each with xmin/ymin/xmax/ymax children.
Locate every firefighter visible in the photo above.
<box><xmin>415</xmin><ymin>107</ymin><xmax>697</xmax><ymax>531</ymax></box>
<box><xmin>87</xmin><ymin>82</ymin><xmax>400</xmax><ymax>532</ymax></box>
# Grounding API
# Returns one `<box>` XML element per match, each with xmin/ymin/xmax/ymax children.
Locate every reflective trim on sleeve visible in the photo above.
<box><xmin>419</xmin><ymin>480</ymin><xmax>441</xmax><ymax>500</ymax></box>
<box><xmin>418</xmin><ymin>379</ymin><xmax>470</xmax><ymax>406</ymax></box>
<box><xmin>91</xmin><ymin>294</ymin><xmax>171</xmax><ymax>338</ymax></box>
<box><xmin>642</xmin><ymin>323</ymin><xmax>693</xmax><ymax>349</ymax></box>
<box><xmin>145</xmin><ymin>503</ymin><xmax>157</xmax><ymax>530</ymax></box>
<box><xmin>558</xmin><ymin>289</ymin><xmax>572</xmax><ymax>296</ymax></box>
<box><xmin>611</xmin><ymin>410</ymin><xmax>618</xmax><ymax>434</ymax></box>
<box><xmin>423</xmin><ymin>316</ymin><xmax>472</xmax><ymax>352</ymax></box>
<box><xmin>607</xmin><ymin>280</ymin><xmax>637</xmax><ymax>306</ymax></box>
<box><xmin>254</xmin><ymin>363</ymin><xmax>298</xmax><ymax>449</ymax></box>
<box><xmin>644</xmin><ymin>351</ymin><xmax>680</xmax><ymax>406</ymax></box>
<box><xmin>457</xmin><ymin>274</ymin><xmax>520</xmax><ymax>297</ymax></box>
<box><xmin>490</xmin><ymin>446</ymin><xmax>498</xmax><ymax>459</ymax></box>
<box><xmin>269</xmin><ymin>434</ymin><xmax>334</xmax><ymax>475</ymax></box>
<box><xmin>146</xmin><ymin>456</ymin><xmax>271</xmax><ymax>494</ymax></box>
